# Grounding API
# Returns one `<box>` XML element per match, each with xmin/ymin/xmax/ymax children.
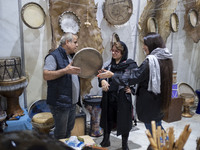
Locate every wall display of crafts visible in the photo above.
<box><xmin>103</xmin><ymin>0</ymin><xmax>133</xmax><ymax>26</ymax></box>
<box><xmin>183</xmin><ymin>0</ymin><xmax>200</xmax><ymax>43</ymax></box>
<box><xmin>138</xmin><ymin>0</ymin><xmax>178</xmax><ymax>43</ymax></box>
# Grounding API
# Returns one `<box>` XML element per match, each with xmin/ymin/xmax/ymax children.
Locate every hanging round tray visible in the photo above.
<box><xmin>59</xmin><ymin>11</ymin><xmax>81</xmax><ymax>34</ymax></box>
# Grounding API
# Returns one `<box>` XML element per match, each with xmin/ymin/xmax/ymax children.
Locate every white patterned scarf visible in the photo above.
<box><xmin>146</xmin><ymin>48</ymin><xmax>172</xmax><ymax>94</ymax></box>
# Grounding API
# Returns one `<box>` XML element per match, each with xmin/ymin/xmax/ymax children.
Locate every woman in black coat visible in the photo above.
<box><xmin>98</xmin><ymin>33</ymin><xmax>173</xmax><ymax>134</ymax></box>
<box><xmin>98</xmin><ymin>41</ymin><xmax>137</xmax><ymax>150</ymax></box>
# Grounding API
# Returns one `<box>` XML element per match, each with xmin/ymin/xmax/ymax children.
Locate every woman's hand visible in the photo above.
<box><xmin>101</xmin><ymin>80</ymin><xmax>110</xmax><ymax>92</ymax></box>
<box><xmin>124</xmin><ymin>86</ymin><xmax>131</xmax><ymax>93</ymax></box>
<box><xmin>97</xmin><ymin>69</ymin><xmax>114</xmax><ymax>79</ymax></box>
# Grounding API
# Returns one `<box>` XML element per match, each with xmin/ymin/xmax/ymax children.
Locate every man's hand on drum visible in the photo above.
<box><xmin>97</xmin><ymin>69</ymin><xmax>114</xmax><ymax>79</ymax></box>
<box><xmin>101</xmin><ymin>79</ymin><xmax>110</xmax><ymax>92</ymax></box>
<box><xmin>65</xmin><ymin>62</ymin><xmax>81</xmax><ymax>75</ymax></box>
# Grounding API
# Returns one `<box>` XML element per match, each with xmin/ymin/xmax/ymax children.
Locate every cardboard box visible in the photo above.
<box><xmin>71</xmin><ymin>111</ymin><xmax>86</xmax><ymax>136</ymax></box>
<box><xmin>163</xmin><ymin>97</ymin><xmax>183</xmax><ymax>123</ymax></box>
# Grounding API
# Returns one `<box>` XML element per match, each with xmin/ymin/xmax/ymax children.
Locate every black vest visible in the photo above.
<box><xmin>46</xmin><ymin>46</ymin><xmax>73</xmax><ymax>108</ymax></box>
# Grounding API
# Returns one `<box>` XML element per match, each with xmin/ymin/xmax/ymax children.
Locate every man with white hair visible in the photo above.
<box><xmin>43</xmin><ymin>32</ymin><xmax>81</xmax><ymax>139</ymax></box>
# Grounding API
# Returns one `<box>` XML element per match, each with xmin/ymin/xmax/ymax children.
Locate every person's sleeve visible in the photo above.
<box><xmin>112</xmin><ymin>59</ymin><xmax>149</xmax><ymax>86</ymax></box>
<box><xmin>128</xmin><ymin>59</ymin><xmax>149</xmax><ymax>85</ymax></box>
<box><xmin>43</xmin><ymin>55</ymin><xmax>57</xmax><ymax>71</ymax></box>
<box><xmin>98</xmin><ymin>65</ymin><xmax>109</xmax><ymax>87</ymax></box>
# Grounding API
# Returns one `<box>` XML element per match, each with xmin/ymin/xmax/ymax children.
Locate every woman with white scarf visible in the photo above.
<box><xmin>97</xmin><ymin>33</ymin><xmax>173</xmax><ymax>134</ymax></box>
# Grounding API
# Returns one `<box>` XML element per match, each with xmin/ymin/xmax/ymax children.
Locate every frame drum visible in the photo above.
<box><xmin>103</xmin><ymin>0</ymin><xmax>133</xmax><ymax>25</ymax></box>
<box><xmin>21</xmin><ymin>2</ymin><xmax>46</xmax><ymax>29</ymax></box>
<box><xmin>188</xmin><ymin>9</ymin><xmax>198</xmax><ymax>27</ymax></box>
<box><xmin>170</xmin><ymin>13</ymin><xmax>179</xmax><ymax>32</ymax></box>
<box><xmin>72</xmin><ymin>47</ymin><xmax>103</xmax><ymax>78</ymax></box>
<box><xmin>147</xmin><ymin>17</ymin><xmax>158</xmax><ymax>33</ymax></box>
<box><xmin>59</xmin><ymin>11</ymin><xmax>81</xmax><ymax>34</ymax></box>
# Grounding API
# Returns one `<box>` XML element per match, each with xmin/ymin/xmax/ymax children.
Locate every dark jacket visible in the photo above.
<box><xmin>46</xmin><ymin>46</ymin><xmax>74</xmax><ymax>109</ymax></box>
<box><xmin>99</xmin><ymin>41</ymin><xmax>137</xmax><ymax>135</ymax></box>
<box><xmin>114</xmin><ymin>59</ymin><xmax>164</xmax><ymax>123</ymax></box>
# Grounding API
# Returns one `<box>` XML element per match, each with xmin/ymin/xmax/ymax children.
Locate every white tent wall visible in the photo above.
<box><xmin>0</xmin><ymin>0</ymin><xmax>199</xmax><ymax>110</ymax></box>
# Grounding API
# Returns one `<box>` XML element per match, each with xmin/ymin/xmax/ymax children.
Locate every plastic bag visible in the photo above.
<box><xmin>65</xmin><ymin>136</ymin><xmax>85</xmax><ymax>150</ymax></box>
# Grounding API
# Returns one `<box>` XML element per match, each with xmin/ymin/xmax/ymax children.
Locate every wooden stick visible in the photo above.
<box><xmin>168</xmin><ymin>127</ymin><xmax>174</xmax><ymax>150</ymax></box>
<box><xmin>157</xmin><ymin>126</ymin><xmax>161</xmax><ymax>149</ymax></box>
<box><xmin>160</xmin><ymin>129</ymin><xmax>165</xmax><ymax>150</ymax></box>
<box><xmin>146</xmin><ymin>129</ymin><xmax>158</xmax><ymax>150</ymax></box>
<box><xmin>164</xmin><ymin>128</ymin><xmax>169</xmax><ymax>149</ymax></box>
<box><xmin>151</xmin><ymin>121</ymin><xmax>157</xmax><ymax>146</ymax></box>
<box><xmin>174</xmin><ymin>124</ymin><xmax>191</xmax><ymax>150</ymax></box>
<box><xmin>180</xmin><ymin>125</ymin><xmax>192</xmax><ymax>149</ymax></box>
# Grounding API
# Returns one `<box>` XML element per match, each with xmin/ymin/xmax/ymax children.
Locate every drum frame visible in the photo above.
<box><xmin>21</xmin><ymin>2</ymin><xmax>46</xmax><ymax>29</ymax></box>
<box><xmin>147</xmin><ymin>17</ymin><xmax>158</xmax><ymax>33</ymax></box>
<box><xmin>72</xmin><ymin>47</ymin><xmax>103</xmax><ymax>78</ymax></box>
<box><xmin>188</xmin><ymin>8</ymin><xmax>198</xmax><ymax>28</ymax></box>
<box><xmin>170</xmin><ymin>13</ymin><xmax>179</xmax><ymax>32</ymax></box>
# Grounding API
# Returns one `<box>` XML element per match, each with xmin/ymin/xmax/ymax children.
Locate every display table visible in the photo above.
<box><xmin>4</xmin><ymin>108</ymin><xmax>32</xmax><ymax>132</ymax></box>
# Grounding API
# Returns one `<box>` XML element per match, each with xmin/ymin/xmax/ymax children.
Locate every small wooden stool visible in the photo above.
<box><xmin>31</xmin><ymin>112</ymin><xmax>54</xmax><ymax>134</ymax></box>
<box><xmin>180</xmin><ymin>93</ymin><xmax>195</xmax><ymax>118</ymax></box>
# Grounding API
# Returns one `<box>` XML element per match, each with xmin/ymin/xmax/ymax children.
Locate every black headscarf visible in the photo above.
<box><xmin>108</xmin><ymin>41</ymin><xmax>137</xmax><ymax>92</ymax></box>
<box><xmin>110</xmin><ymin>41</ymin><xmax>135</xmax><ymax>72</ymax></box>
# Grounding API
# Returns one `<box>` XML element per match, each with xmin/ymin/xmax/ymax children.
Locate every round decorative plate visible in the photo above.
<box><xmin>147</xmin><ymin>17</ymin><xmax>158</xmax><ymax>33</ymax></box>
<box><xmin>21</xmin><ymin>2</ymin><xmax>46</xmax><ymax>29</ymax></box>
<box><xmin>103</xmin><ymin>0</ymin><xmax>133</xmax><ymax>25</ymax></box>
<box><xmin>59</xmin><ymin>11</ymin><xmax>81</xmax><ymax>34</ymax></box>
<box><xmin>170</xmin><ymin>13</ymin><xmax>179</xmax><ymax>32</ymax></box>
<box><xmin>72</xmin><ymin>47</ymin><xmax>103</xmax><ymax>78</ymax></box>
<box><xmin>188</xmin><ymin>9</ymin><xmax>198</xmax><ymax>27</ymax></box>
